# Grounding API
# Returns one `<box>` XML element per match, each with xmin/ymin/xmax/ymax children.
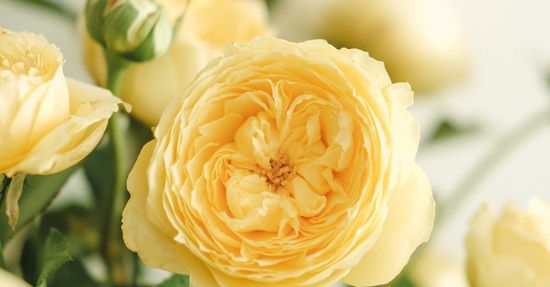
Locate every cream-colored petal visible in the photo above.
<box><xmin>343</xmin><ymin>165</ymin><xmax>434</xmax><ymax>286</ymax></box>
<box><xmin>209</xmin><ymin>266</ymin><xmax>347</xmax><ymax>287</ymax></box>
<box><xmin>471</xmin><ymin>255</ymin><xmax>537</xmax><ymax>287</ymax></box>
<box><xmin>120</xmin><ymin>39</ymin><xmax>215</xmax><ymax>126</ymax></box>
<box><xmin>5</xmin><ymin>78</ymin><xmax>122</xmax><ymax>176</ymax></box>
<box><xmin>123</xmin><ymin>141</ymin><xmax>219</xmax><ymax>286</ymax></box>
<box><xmin>0</xmin><ymin>268</ymin><xmax>31</xmax><ymax>287</ymax></box>
<box><xmin>465</xmin><ymin>203</ymin><xmax>495</xmax><ymax>259</ymax></box>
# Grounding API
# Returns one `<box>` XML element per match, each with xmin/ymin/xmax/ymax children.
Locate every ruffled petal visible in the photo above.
<box><xmin>343</xmin><ymin>165</ymin><xmax>434</xmax><ymax>286</ymax></box>
<box><xmin>122</xmin><ymin>141</ymin><xmax>219</xmax><ymax>286</ymax></box>
<box><xmin>5</xmin><ymin>78</ymin><xmax>123</xmax><ymax>176</ymax></box>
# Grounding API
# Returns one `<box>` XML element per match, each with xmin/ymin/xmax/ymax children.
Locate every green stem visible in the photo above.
<box><xmin>433</xmin><ymin>108</ymin><xmax>550</xmax><ymax>234</ymax></box>
<box><xmin>100</xmin><ymin>50</ymin><xmax>131</xmax><ymax>284</ymax></box>
<box><xmin>0</xmin><ymin>175</ymin><xmax>6</xmax><ymax>204</ymax></box>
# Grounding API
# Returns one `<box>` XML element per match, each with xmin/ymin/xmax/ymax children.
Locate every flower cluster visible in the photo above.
<box><xmin>1</xmin><ymin>1</ymin><xmax>547</xmax><ymax>287</ymax></box>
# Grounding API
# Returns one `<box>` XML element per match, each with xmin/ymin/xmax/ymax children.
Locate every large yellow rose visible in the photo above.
<box><xmin>272</xmin><ymin>0</ymin><xmax>468</xmax><ymax>93</ymax></box>
<box><xmin>0</xmin><ymin>28</ymin><xmax>122</xmax><ymax>177</ymax></box>
<box><xmin>0</xmin><ymin>269</ymin><xmax>30</xmax><ymax>287</ymax></box>
<box><xmin>122</xmin><ymin>37</ymin><xmax>435</xmax><ymax>287</ymax></box>
<box><xmin>466</xmin><ymin>200</ymin><xmax>550</xmax><ymax>287</ymax></box>
<box><xmin>83</xmin><ymin>0</ymin><xmax>269</xmax><ymax>126</ymax></box>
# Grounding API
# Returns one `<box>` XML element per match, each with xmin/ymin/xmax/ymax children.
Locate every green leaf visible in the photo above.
<box><xmin>387</xmin><ymin>273</ymin><xmax>417</xmax><ymax>287</ymax></box>
<box><xmin>157</xmin><ymin>274</ymin><xmax>190</xmax><ymax>287</ymax></box>
<box><xmin>84</xmin><ymin>117</ymin><xmax>151</xmax><ymax>208</ymax></box>
<box><xmin>0</xmin><ymin>242</ymin><xmax>6</xmax><ymax>269</ymax></box>
<box><xmin>391</xmin><ymin>276</ymin><xmax>416</xmax><ymax>287</ymax></box>
<box><xmin>425</xmin><ymin>118</ymin><xmax>481</xmax><ymax>145</ymax></box>
<box><xmin>21</xmin><ymin>232</ymin><xmax>41</xmax><ymax>285</ymax></box>
<box><xmin>84</xmin><ymin>142</ymin><xmax>115</xmax><ymax>207</ymax></box>
<box><xmin>0</xmin><ymin>174</ymin><xmax>6</xmax><ymax>196</ymax></box>
<box><xmin>36</xmin><ymin>229</ymin><xmax>72</xmax><ymax>286</ymax></box>
<box><xmin>264</xmin><ymin>0</ymin><xmax>278</xmax><ymax>10</ymax></box>
<box><xmin>39</xmin><ymin>205</ymin><xmax>99</xmax><ymax>256</ymax></box>
<box><xmin>0</xmin><ymin>167</ymin><xmax>78</xmax><ymax>244</ymax></box>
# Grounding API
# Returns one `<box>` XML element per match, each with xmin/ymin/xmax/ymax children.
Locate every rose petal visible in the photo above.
<box><xmin>343</xmin><ymin>165</ymin><xmax>434</xmax><ymax>286</ymax></box>
<box><xmin>122</xmin><ymin>141</ymin><xmax>219</xmax><ymax>286</ymax></box>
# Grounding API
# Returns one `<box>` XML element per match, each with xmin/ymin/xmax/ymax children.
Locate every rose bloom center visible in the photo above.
<box><xmin>159</xmin><ymin>51</ymin><xmax>381</xmax><ymax>282</ymax></box>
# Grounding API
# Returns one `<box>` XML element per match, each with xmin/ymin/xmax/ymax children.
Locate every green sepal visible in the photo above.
<box><xmin>85</xmin><ymin>0</ymin><xmax>108</xmax><ymax>46</ymax></box>
<box><xmin>5</xmin><ymin>173</ymin><xmax>26</xmax><ymax>230</ymax></box>
<box><xmin>0</xmin><ymin>167</ymin><xmax>78</xmax><ymax>244</ymax></box>
<box><xmin>122</xmin><ymin>11</ymin><xmax>171</xmax><ymax>62</ymax></box>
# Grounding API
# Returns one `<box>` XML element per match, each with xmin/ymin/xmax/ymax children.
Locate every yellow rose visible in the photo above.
<box><xmin>83</xmin><ymin>0</ymin><xmax>269</xmax><ymax>126</ymax></box>
<box><xmin>122</xmin><ymin>37</ymin><xmax>434</xmax><ymax>287</ymax></box>
<box><xmin>0</xmin><ymin>269</ymin><xmax>30</xmax><ymax>287</ymax></box>
<box><xmin>272</xmin><ymin>0</ymin><xmax>468</xmax><ymax>93</ymax></box>
<box><xmin>466</xmin><ymin>200</ymin><xmax>550</xmax><ymax>287</ymax></box>
<box><xmin>0</xmin><ymin>28</ymin><xmax>122</xmax><ymax>177</ymax></box>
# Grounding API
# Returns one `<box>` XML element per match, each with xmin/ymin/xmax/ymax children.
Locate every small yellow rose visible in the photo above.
<box><xmin>0</xmin><ymin>28</ymin><xmax>122</xmax><ymax>177</ymax></box>
<box><xmin>272</xmin><ymin>0</ymin><xmax>468</xmax><ymax>93</ymax></box>
<box><xmin>83</xmin><ymin>0</ymin><xmax>269</xmax><ymax>126</ymax></box>
<box><xmin>122</xmin><ymin>37</ymin><xmax>434</xmax><ymax>287</ymax></box>
<box><xmin>466</xmin><ymin>200</ymin><xmax>550</xmax><ymax>287</ymax></box>
<box><xmin>0</xmin><ymin>269</ymin><xmax>30</xmax><ymax>287</ymax></box>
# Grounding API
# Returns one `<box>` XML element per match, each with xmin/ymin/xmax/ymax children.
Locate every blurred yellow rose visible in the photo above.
<box><xmin>0</xmin><ymin>269</ymin><xmax>30</xmax><ymax>287</ymax></box>
<box><xmin>272</xmin><ymin>0</ymin><xmax>468</xmax><ymax>93</ymax></box>
<box><xmin>466</xmin><ymin>200</ymin><xmax>550</xmax><ymax>287</ymax></box>
<box><xmin>0</xmin><ymin>28</ymin><xmax>122</xmax><ymax>177</ymax></box>
<box><xmin>122</xmin><ymin>37</ymin><xmax>435</xmax><ymax>287</ymax></box>
<box><xmin>83</xmin><ymin>0</ymin><xmax>269</xmax><ymax>126</ymax></box>
<box><xmin>410</xmin><ymin>250</ymin><xmax>469</xmax><ymax>287</ymax></box>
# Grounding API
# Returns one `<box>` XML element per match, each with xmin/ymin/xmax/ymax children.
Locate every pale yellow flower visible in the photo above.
<box><xmin>466</xmin><ymin>200</ymin><xmax>550</xmax><ymax>287</ymax></box>
<box><xmin>272</xmin><ymin>0</ymin><xmax>468</xmax><ymax>93</ymax></box>
<box><xmin>83</xmin><ymin>0</ymin><xmax>269</xmax><ymax>126</ymax></box>
<box><xmin>122</xmin><ymin>37</ymin><xmax>434</xmax><ymax>287</ymax></box>
<box><xmin>0</xmin><ymin>269</ymin><xmax>30</xmax><ymax>287</ymax></box>
<box><xmin>0</xmin><ymin>28</ymin><xmax>122</xmax><ymax>177</ymax></box>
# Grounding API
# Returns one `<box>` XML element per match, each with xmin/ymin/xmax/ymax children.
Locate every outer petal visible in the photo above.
<box><xmin>343</xmin><ymin>165</ymin><xmax>434</xmax><ymax>286</ymax></box>
<box><xmin>5</xmin><ymin>78</ymin><xmax>122</xmax><ymax>176</ymax></box>
<box><xmin>122</xmin><ymin>141</ymin><xmax>219</xmax><ymax>287</ymax></box>
<box><xmin>410</xmin><ymin>250</ymin><xmax>469</xmax><ymax>287</ymax></box>
<box><xmin>0</xmin><ymin>269</ymin><xmax>31</xmax><ymax>287</ymax></box>
<box><xmin>210</xmin><ymin>267</ymin><xmax>347</xmax><ymax>287</ymax></box>
<box><xmin>466</xmin><ymin>201</ymin><xmax>550</xmax><ymax>287</ymax></box>
<box><xmin>470</xmin><ymin>255</ymin><xmax>537</xmax><ymax>287</ymax></box>
<box><xmin>120</xmin><ymin>39</ymin><xmax>214</xmax><ymax>126</ymax></box>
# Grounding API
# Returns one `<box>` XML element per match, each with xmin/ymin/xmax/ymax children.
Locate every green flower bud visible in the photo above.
<box><xmin>84</xmin><ymin>0</ymin><xmax>174</xmax><ymax>62</ymax></box>
<box><xmin>85</xmin><ymin>0</ymin><xmax>108</xmax><ymax>46</ymax></box>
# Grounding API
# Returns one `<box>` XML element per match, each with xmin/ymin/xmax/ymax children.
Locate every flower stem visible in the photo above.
<box><xmin>0</xmin><ymin>175</ymin><xmax>6</xmax><ymax>202</ymax></box>
<box><xmin>433</xmin><ymin>108</ymin><xmax>550</xmax><ymax>234</ymax></box>
<box><xmin>101</xmin><ymin>49</ymin><xmax>131</xmax><ymax>284</ymax></box>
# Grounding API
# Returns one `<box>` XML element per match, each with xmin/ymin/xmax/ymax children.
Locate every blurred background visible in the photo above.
<box><xmin>1</xmin><ymin>0</ymin><xmax>549</xmax><ymax>286</ymax></box>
